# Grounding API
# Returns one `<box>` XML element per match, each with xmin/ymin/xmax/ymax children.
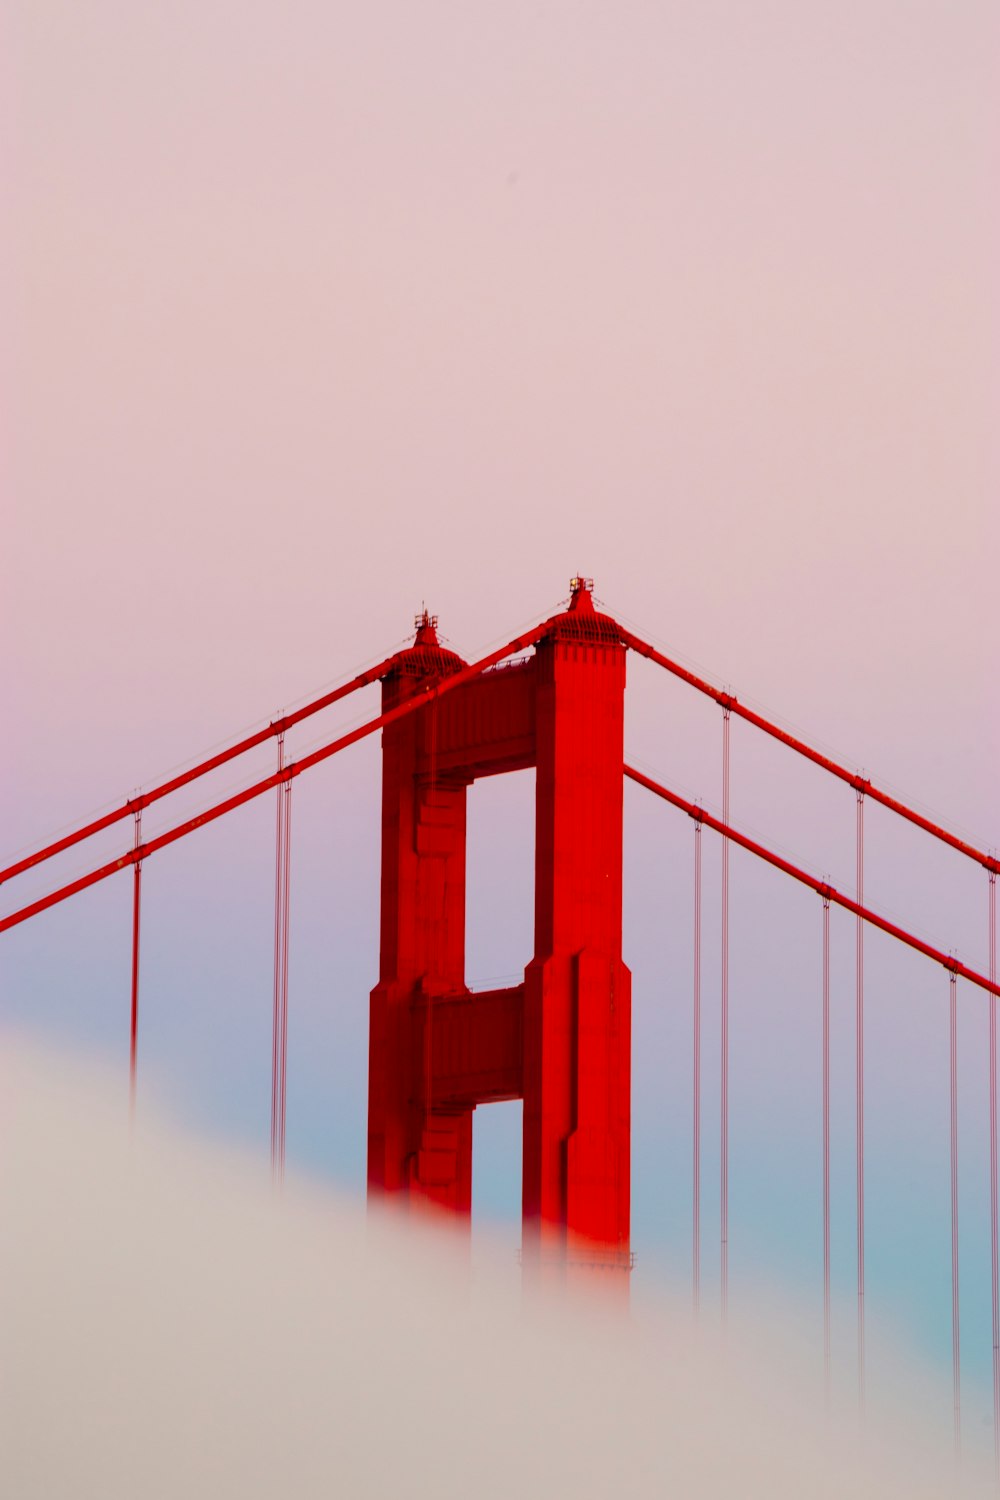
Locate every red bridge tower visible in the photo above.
<box><xmin>367</xmin><ymin>578</ymin><xmax>631</xmax><ymax>1281</ymax></box>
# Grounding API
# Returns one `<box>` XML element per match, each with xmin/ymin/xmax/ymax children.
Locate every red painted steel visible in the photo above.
<box><xmin>623</xmin><ymin>766</ymin><xmax>1000</xmax><ymax>1000</ymax></box>
<box><xmin>279</xmin><ymin>781</ymin><xmax>292</xmax><ymax>1172</ymax></box>
<box><xmin>822</xmin><ymin>898</ymin><xmax>831</xmax><ymax>1394</ymax></box>
<box><xmin>271</xmin><ymin>738</ymin><xmax>284</xmax><ymax>1176</ymax></box>
<box><xmin>271</xmin><ymin>735</ymin><xmax>292</xmax><ymax>1182</ymax></box>
<box><xmin>693</xmin><ymin>820</ymin><xmax>702</xmax><ymax>1310</ymax></box>
<box><xmin>368</xmin><ymin>582</ymin><xmax>632</xmax><ymax>1283</ymax></box>
<box><xmin>0</xmin><ymin>656</ymin><xmax>400</xmax><ymax>889</ymax></box>
<box><xmin>721</xmin><ymin>708</ymin><xmax>731</xmax><ymax>1318</ymax></box>
<box><xmin>0</xmin><ymin>624</ymin><xmax>550</xmax><ymax>936</ymax></box>
<box><xmin>5</xmin><ymin>586</ymin><xmax>999</xmax><ymax>1355</ymax></box>
<box><xmin>129</xmin><ymin>808</ymin><xmax>142</xmax><ymax>1122</ymax></box>
<box><xmin>856</xmin><ymin>791</ymin><xmax>866</xmax><ymax>1406</ymax></box>
<box><xmin>990</xmin><ymin>871</ymin><xmax>999</xmax><ymax>1476</ymax></box>
<box><xmin>621</xmin><ymin>629</ymin><xmax>999</xmax><ymax>875</ymax></box>
<box><xmin>950</xmin><ymin>970</ymin><xmax>961</xmax><ymax>1453</ymax></box>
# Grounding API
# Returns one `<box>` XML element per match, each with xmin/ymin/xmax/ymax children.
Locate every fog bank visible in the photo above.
<box><xmin>1</xmin><ymin>1038</ymin><xmax>991</xmax><ymax>1498</ymax></box>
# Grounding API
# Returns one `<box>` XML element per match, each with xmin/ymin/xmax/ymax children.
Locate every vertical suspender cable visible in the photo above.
<box><xmin>278</xmin><ymin>777</ymin><xmax>292</xmax><ymax>1172</ymax></box>
<box><xmin>693</xmin><ymin>817</ymin><xmax>703</xmax><ymax>1311</ymax></box>
<box><xmin>856</xmin><ymin>789</ymin><xmax>866</xmax><ymax>1408</ymax></box>
<box><xmin>989</xmin><ymin>870</ymin><xmax>998</xmax><ymax>1477</ymax></box>
<box><xmin>823</xmin><ymin>896</ymin><xmax>831</xmax><ymax>1397</ymax></box>
<box><xmin>271</xmin><ymin>734</ymin><xmax>286</xmax><ymax>1181</ymax></box>
<box><xmin>129</xmin><ymin>807</ymin><xmax>142</xmax><ymax>1124</ymax></box>
<box><xmin>721</xmin><ymin>706</ymin><xmax>731</xmax><ymax>1319</ymax></box>
<box><xmin>949</xmin><ymin>969</ymin><xmax>961</xmax><ymax>1456</ymax></box>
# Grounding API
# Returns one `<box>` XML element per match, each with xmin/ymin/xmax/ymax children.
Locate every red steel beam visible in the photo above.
<box><xmin>624</xmin><ymin>764</ymin><xmax>1000</xmax><ymax>1001</ymax></box>
<box><xmin>0</xmin><ymin>654</ymin><xmax>401</xmax><ymax>888</ymax></box>
<box><xmin>12</xmin><ymin>617</ymin><xmax>993</xmax><ymax>888</ymax></box>
<box><xmin>0</xmin><ymin>625</ymin><xmax>550</xmax><ymax>936</ymax></box>
<box><xmin>621</xmin><ymin>630</ymin><xmax>999</xmax><ymax>875</ymax></box>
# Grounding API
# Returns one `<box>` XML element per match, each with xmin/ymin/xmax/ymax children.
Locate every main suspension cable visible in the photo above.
<box><xmin>0</xmin><ymin>622</ymin><xmax>552</xmax><ymax>937</ymax></box>
<box><xmin>0</xmin><ymin>654</ymin><xmax>400</xmax><ymax>890</ymax></box>
<box><xmin>620</xmin><ymin>629</ymin><xmax>998</xmax><ymax>877</ymax></box>
<box><xmin>622</xmin><ymin>766</ymin><xmax>1000</xmax><ymax>999</ymax></box>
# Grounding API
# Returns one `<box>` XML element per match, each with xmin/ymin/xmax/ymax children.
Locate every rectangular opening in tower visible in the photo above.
<box><xmin>464</xmin><ymin>768</ymin><xmax>535</xmax><ymax>992</ymax></box>
<box><xmin>472</xmin><ymin>1099</ymin><xmax>523</xmax><ymax>1239</ymax></box>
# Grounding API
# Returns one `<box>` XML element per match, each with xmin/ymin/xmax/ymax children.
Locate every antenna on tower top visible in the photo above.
<box><xmin>413</xmin><ymin>606</ymin><xmax>439</xmax><ymax>645</ymax></box>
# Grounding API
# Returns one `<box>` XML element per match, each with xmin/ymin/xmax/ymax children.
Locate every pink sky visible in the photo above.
<box><xmin>3</xmin><ymin>0</ymin><xmax>996</xmax><ymax>848</ymax></box>
<box><xmin>2</xmin><ymin>0</ymin><xmax>999</xmax><ymax>1421</ymax></box>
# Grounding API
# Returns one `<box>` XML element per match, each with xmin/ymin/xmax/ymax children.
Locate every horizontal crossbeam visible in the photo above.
<box><xmin>417</xmin><ymin>984</ymin><xmax>524</xmax><ymax>1108</ymax></box>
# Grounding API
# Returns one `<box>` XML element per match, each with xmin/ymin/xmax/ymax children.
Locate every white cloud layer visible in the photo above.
<box><xmin>1</xmin><ymin>1037</ymin><xmax>993</xmax><ymax>1498</ymax></box>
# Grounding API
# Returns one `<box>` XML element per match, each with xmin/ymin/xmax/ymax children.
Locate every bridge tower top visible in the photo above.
<box><xmin>413</xmin><ymin>607</ymin><xmax>440</xmax><ymax>645</ymax></box>
<box><xmin>385</xmin><ymin>606</ymin><xmax>466</xmax><ymax>686</ymax></box>
<box><xmin>368</xmin><ymin>574</ymin><xmax>631</xmax><ymax>1287</ymax></box>
<box><xmin>568</xmin><ymin>574</ymin><xmax>595</xmax><ymax>609</ymax></box>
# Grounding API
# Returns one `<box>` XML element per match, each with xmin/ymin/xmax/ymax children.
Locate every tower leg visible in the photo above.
<box><xmin>523</xmin><ymin>614</ymin><xmax>631</xmax><ymax>1288</ymax></box>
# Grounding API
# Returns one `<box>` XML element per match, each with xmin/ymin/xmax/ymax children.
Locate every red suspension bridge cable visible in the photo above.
<box><xmin>14</xmin><ymin>622</ymin><xmax>993</xmax><ymax>897</ymax></box>
<box><xmin>279</xmin><ymin>777</ymin><xmax>292</xmax><ymax>1175</ymax></box>
<box><xmin>822</xmin><ymin>896</ymin><xmax>831</xmax><ymax>1397</ymax></box>
<box><xmin>693</xmin><ymin>818</ymin><xmax>702</xmax><ymax>1311</ymax></box>
<box><xmin>629</xmin><ymin>762</ymin><xmax>1000</xmax><ymax>1431</ymax></box>
<box><xmin>950</xmin><ymin>969</ymin><xmax>961</xmax><ymax>1456</ymax></box>
<box><xmin>0</xmin><ymin>623</ymin><xmax>551</xmax><ymax>937</ymax></box>
<box><xmin>270</xmin><ymin>738</ymin><xmax>282</xmax><ymax>1175</ymax></box>
<box><xmin>0</xmin><ymin>654</ymin><xmax>401</xmax><ymax>890</ymax></box>
<box><xmin>129</xmin><ymin>807</ymin><xmax>142</xmax><ymax>1124</ymax></box>
<box><xmin>990</xmin><ymin>870</ymin><xmax>998</xmax><ymax>1477</ymax></box>
<box><xmin>620</xmin><ymin>629</ymin><xmax>999</xmax><ymax>876</ymax></box>
<box><xmin>856</xmin><ymin>791</ymin><xmax>866</xmax><ymax>1409</ymax></box>
<box><xmin>622</xmin><ymin>766</ymin><xmax>1000</xmax><ymax>1001</ymax></box>
<box><xmin>721</xmin><ymin>708</ymin><xmax>731</xmax><ymax>1320</ymax></box>
<box><xmin>271</xmin><ymin>734</ymin><xmax>289</xmax><ymax>1182</ymax></box>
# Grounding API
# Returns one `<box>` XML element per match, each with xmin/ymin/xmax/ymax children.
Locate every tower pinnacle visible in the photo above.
<box><xmin>569</xmin><ymin>575</ymin><xmax>595</xmax><ymax>613</ymax></box>
<box><xmin>413</xmin><ymin>608</ymin><xmax>440</xmax><ymax>646</ymax></box>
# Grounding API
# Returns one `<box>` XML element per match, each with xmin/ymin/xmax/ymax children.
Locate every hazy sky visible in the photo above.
<box><xmin>2</xmin><ymin>0</ymin><xmax>998</xmax><ymax>1426</ymax></box>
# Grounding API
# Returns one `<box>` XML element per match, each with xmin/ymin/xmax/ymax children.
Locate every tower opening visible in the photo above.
<box><xmin>465</xmin><ymin>769</ymin><xmax>535</xmax><ymax>993</ymax></box>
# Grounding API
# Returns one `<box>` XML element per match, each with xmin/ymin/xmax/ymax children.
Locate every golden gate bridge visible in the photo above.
<box><xmin>2</xmin><ymin>576</ymin><xmax>997</xmax><ymax>1464</ymax></box>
